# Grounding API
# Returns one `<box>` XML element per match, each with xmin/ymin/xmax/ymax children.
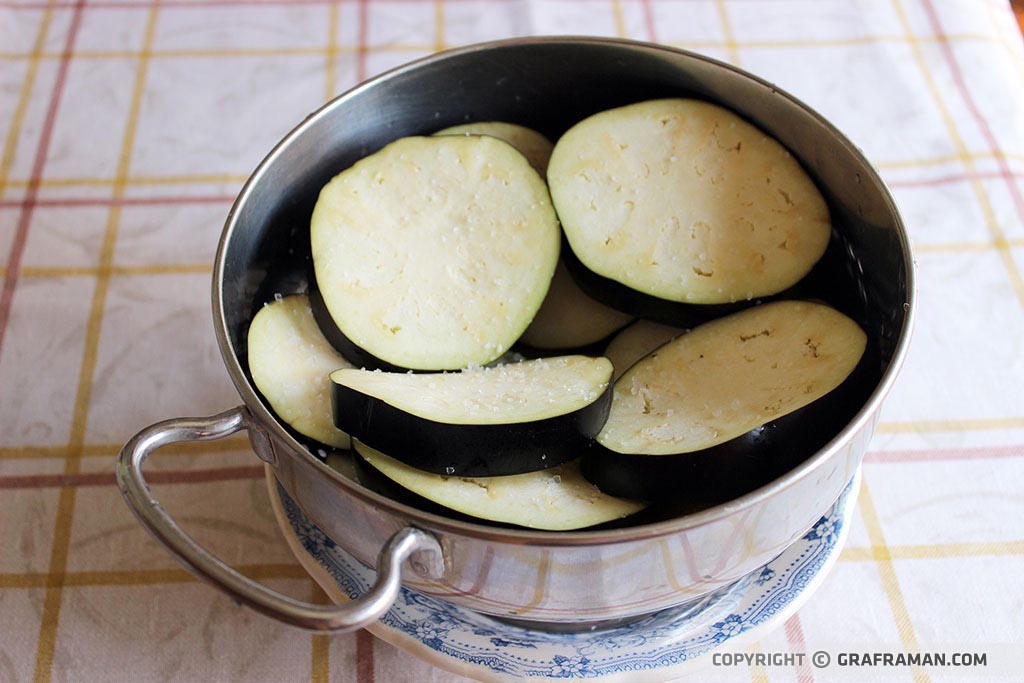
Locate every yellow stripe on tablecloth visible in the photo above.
<box><xmin>313</xmin><ymin>0</ymin><xmax>339</xmax><ymax>645</ymax></box>
<box><xmin>0</xmin><ymin>436</ymin><xmax>251</xmax><ymax>460</ymax></box>
<box><xmin>311</xmin><ymin>583</ymin><xmax>332</xmax><ymax>683</ymax></box>
<box><xmin>858</xmin><ymin>481</ymin><xmax>930</xmax><ymax>683</ymax></box>
<box><xmin>877</xmin><ymin>416</ymin><xmax>1024</xmax><ymax>434</ymax></box>
<box><xmin>891</xmin><ymin>0</ymin><xmax>1024</xmax><ymax>313</ymax></box>
<box><xmin>32</xmin><ymin>6</ymin><xmax>162</xmax><ymax>682</ymax></box>
<box><xmin>311</xmin><ymin>635</ymin><xmax>330</xmax><ymax>683</ymax></box>
<box><xmin>659</xmin><ymin>32</ymin><xmax>1021</xmax><ymax>53</ymax></box>
<box><xmin>0</xmin><ymin>5</ymin><xmax>55</xmax><ymax>202</ymax></box>
<box><xmin>3</xmin><ymin>237</ymin><xmax>1020</xmax><ymax>281</ymax></box>
<box><xmin>3</xmin><ymin>172</ymin><xmax>248</xmax><ymax>187</ymax></box>
<box><xmin>433</xmin><ymin>0</ymin><xmax>446</xmax><ymax>53</ymax></box>
<box><xmin>0</xmin><ymin>263</ymin><xmax>213</xmax><ymax>278</ymax></box>
<box><xmin>841</xmin><ymin>540</ymin><xmax>1024</xmax><ymax>562</ymax></box>
<box><xmin>0</xmin><ymin>31</ymin><xmax>1019</xmax><ymax>62</ymax></box>
<box><xmin>325</xmin><ymin>1</ymin><xmax>339</xmax><ymax>103</ymax></box>
<box><xmin>1</xmin><ymin>538</ymin><xmax>1019</xmax><ymax>590</ymax></box>
<box><xmin>610</xmin><ymin>0</ymin><xmax>627</xmax><ymax>38</ymax></box>
<box><xmin>0</xmin><ymin>44</ymin><xmax>436</xmax><ymax>61</ymax></box>
<box><xmin>3</xmin><ymin>417</ymin><xmax>1024</xmax><ymax>461</ymax></box>
<box><xmin>747</xmin><ymin>643</ymin><xmax>770</xmax><ymax>683</ymax></box>
<box><xmin>0</xmin><ymin>565</ymin><xmax>309</xmax><ymax>590</ymax></box>
<box><xmin>714</xmin><ymin>0</ymin><xmax>741</xmax><ymax>66</ymax></box>
<box><xmin>875</xmin><ymin>150</ymin><xmax>1024</xmax><ymax>168</ymax></box>
<box><xmin>1</xmin><ymin>152</ymin><xmax>1018</xmax><ymax>192</ymax></box>
<box><xmin>911</xmin><ymin>238</ymin><xmax>1024</xmax><ymax>253</ymax></box>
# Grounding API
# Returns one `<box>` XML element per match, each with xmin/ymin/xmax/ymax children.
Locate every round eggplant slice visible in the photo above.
<box><xmin>311</xmin><ymin>135</ymin><xmax>560</xmax><ymax>371</ymax></box>
<box><xmin>354</xmin><ymin>441</ymin><xmax>647</xmax><ymax>531</ymax></box>
<box><xmin>518</xmin><ymin>259</ymin><xmax>634</xmax><ymax>352</ymax></box>
<box><xmin>603</xmin><ymin>319</ymin><xmax>685</xmax><ymax>380</ymax></box>
<box><xmin>433</xmin><ymin>121</ymin><xmax>554</xmax><ymax>176</ymax></box>
<box><xmin>548</xmin><ymin>98</ymin><xmax>831</xmax><ymax>307</ymax></box>
<box><xmin>587</xmin><ymin>300</ymin><xmax>867</xmax><ymax>501</ymax></box>
<box><xmin>560</xmin><ymin>241</ymin><xmax>742</xmax><ymax>327</ymax></box>
<box><xmin>330</xmin><ymin>355</ymin><xmax>613</xmax><ymax>476</ymax></box>
<box><xmin>247</xmin><ymin>294</ymin><xmax>353</xmax><ymax>449</ymax></box>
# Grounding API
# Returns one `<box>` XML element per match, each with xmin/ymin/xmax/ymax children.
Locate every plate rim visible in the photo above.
<box><xmin>266</xmin><ymin>465</ymin><xmax>861</xmax><ymax>682</ymax></box>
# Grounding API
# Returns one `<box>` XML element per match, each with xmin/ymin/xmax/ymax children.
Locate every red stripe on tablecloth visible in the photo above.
<box><xmin>641</xmin><ymin>0</ymin><xmax>658</xmax><ymax>43</ymax></box>
<box><xmin>356</xmin><ymin>629</ymin><xmax>376</xmax><ymax>683</ymax></box>
<box><xmin>3</xmin><ymin>445</ymin><xmax>1012</xmax><ymax>488</ymax></box>
<box><xmin>865</xmin><ymin>443</ymin><xmax>1023</xmax><ymax>464</ymax></box>
<box><xmin>920</xmin><ymin>0</ymin><xmax>1024</xmax><ymax>226</ymax></box>
<box><xmin>784</xmin><ymin>614</ymin><xmax>815</xmax><ymax>683</ymax></box>
<box><xmin>0</xmin><ymin>0</ymin><xmax>84</xmax><ymax>364</ymax></box>
<box><xmin>1</xmin><ymin>172</ymin><xmax>1021</xmax><ymax>213</ymax></box>
<box><xmin>0</xmin><ymin>194</ymin><xmax>235</xmax><ymax>210</ymax></box>
<box><xmin>0</xmin><ymin>465</ymin><xmax>264</xmax><ymax>489</ymax></box>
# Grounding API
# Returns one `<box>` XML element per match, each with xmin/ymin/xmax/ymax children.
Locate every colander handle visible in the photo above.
<box><xmin>116</xmin><ymin>406</ymin><xmax>443</xmax><ymax>632</ymax></box>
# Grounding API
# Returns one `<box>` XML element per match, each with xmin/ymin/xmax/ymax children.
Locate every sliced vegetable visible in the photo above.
<box><xmin>548</xmin><ymin>98</ymin><xmax>831</xmax><ymax>308</ymax></box>
<box><xmin>603</xmin><ymin>319</ymin><xmax>684</xmax><ymax>380</ymax></box>
<box><xmin>310</xmin><ymin>134</ymin><xmax>560</xmax><ymax>371</ymax></box>
<box><xmin>355</xmin><ymin>441</ymin><xmax>647</xmax><ymax>530</ymax></box>
<box><xmin>559</xmin><ymin>243</ymin><xmax>721</xmax><ymax>327</ymax></box>
<box><xmin>586</xmin><ymin>300</ymin><xmax>868</xmax><ymax>501</ymax></box>
<box><xmin>433</xmin><ymin>121</ymin><xmax>554</xmax><ymax>175</ymax></box>
<box><xmin>518</xmin><ymin>259</ymin><xmax>634</xmax><ymax>352</ymax></box>
<box><xmin>331</xmin><ymin>355</ymin><xmax>613</xmax><ymax>476</ymax></box>
<box><xmin>247</xmin><ymin>294</ymin><xmax>352</xmax><ymax>449</ymax></box>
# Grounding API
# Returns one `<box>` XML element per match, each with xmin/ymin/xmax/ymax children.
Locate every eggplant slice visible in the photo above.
<box><xmin>354</xmin><ymin>441</ymin><xmax>646</xmax><ymax>531</ymax></box>
<box><xmin>586</xmin><ymin>300</ymin><xmax>867</xmax><ymax>501</ymax></box>
<box><xmin>603</xmin><ymin>319</ymin><xmax>685</xmax><ymax>380</ymax></box>
<box><xmin>311</xmin><ymin>135</ymin><xmax>560</xmax><ymax>371</ymax></box>
<box><xmin>548</xmin><ymin>98</ymin><xmax>831</xmax><ymax>308</ymax></box>
<box><xmin>433</xmin><ymin>121</ymin><xmax>554</xmax><ymax>176</ymax></box>
<box><xmin>331</xmin><ymin>355</ymin><xmax>613</xmax><ymax>476</ymax></box>
<box><xmin>247</xmin><ymin>294</ymin><xmax>353</xmax><ymax>449</ymax></box>
<box><xmin>518</xmin><ymin>259</ymin><xmax>634</xmax><ymax>352</ymax></box>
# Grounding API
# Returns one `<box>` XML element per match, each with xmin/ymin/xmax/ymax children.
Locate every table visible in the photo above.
<box><xmin>2</xmin><ymin>1</ymin><xmax>1023</xmax><ymax>681</ymax></box>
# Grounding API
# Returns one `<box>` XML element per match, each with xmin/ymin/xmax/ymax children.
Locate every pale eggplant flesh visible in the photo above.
<box><xmin>584</xmin><ymin>300</ymin><xmax>870</xmax><ymax>502</ymax></box>
<box><xmin>560</xmin><ymin>229</ymin><xmax>860</xmax><ymax>329</ymax></box>
<box><xmin>517</xmin><ymin>258</ymin><xmax>634</xmax><ymax>354</ymax></box>
<box><xmin>581</xmin><ymin>369</ymin><xmax>872</xmax><ymax>504</ymax></box>
<box><xmin>602</xmin><ymin>319</ymin><xmax>685</xmax><ymax>381</ymax></box>
<box><xmin>246</xmin><ymin>294</ymin><xmax>353</xmax><ymax>450</ymax></box>
<box><xmin>548</xmin><ymin>99</ymin><xmax>831</xmax><ymax>308</ymax></box>
<box><xmin>331</xmin><ymin>356</ymin><xmax>613</xmax><ymax>476</ymax></box>
<box><xmin>310</xmin><ymin>135</ymin><xmax>560</xmax><ymax>371</ymax></box>
<box><xmin>354</xmin><ymin>440</ymin><xmax>647</xmax><ymax>531</ymax></box>
<box><xmin>432</xmin><ymin>121</ymin><xmax>554</xmax><ymax>176</ymax></box>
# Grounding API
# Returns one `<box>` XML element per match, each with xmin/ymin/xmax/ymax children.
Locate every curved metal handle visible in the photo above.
<box><xmin>116</xmin><ymin>406</ymin><xmax>443</xmax><ymax>632</ymax></box>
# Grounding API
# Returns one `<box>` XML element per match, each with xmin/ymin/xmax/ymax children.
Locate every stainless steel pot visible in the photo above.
<box><xmin>117</xmin><ymin>37</ymin><xmax>914</xmax><ymax>633</ymax></box>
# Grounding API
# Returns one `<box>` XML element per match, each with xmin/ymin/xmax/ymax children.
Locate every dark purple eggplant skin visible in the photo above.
<box><xmin>307</xmin><ymin>272</ymin><xmax>414</xmax><ymax>372</ymax></box>
<box><xmin>351</xmin><ymin>452</ymin><xmax>499</xmax><ymax>525</ymax></box>
<box><xmin>582</xmin><ymin>342</ymin><xmax>878</xmax><ymax>504</ymax></box>
<box><xmin>559</xmin><ymin>242</ymin><xmax>719</xmax><ymax>327</ymax></box>
<box><xmin>561</xmin><ymin>228</ymin><xmax>862</xmax><ymax>328</ymax></box>
<box><xmin>331</xmin><ymin>377</ymin><xmax>613</xmax><ymax>477</ymax></box>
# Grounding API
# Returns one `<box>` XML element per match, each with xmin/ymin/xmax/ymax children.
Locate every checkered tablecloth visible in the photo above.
<box><xmin>2</xmin><ymin>1</ymin><xmax>1024</xmax><ymax>681</ymax></box>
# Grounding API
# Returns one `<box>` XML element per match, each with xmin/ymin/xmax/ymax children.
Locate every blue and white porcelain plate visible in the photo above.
<box><xmin>268</xmin><ymin>469</ymin><xmax>860</xmax><ymax>682</ymax></box>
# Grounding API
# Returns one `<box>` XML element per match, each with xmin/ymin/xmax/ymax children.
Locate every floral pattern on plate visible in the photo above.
<box><xmin>275</xmin><ymin>470</ymin><xmax>859</xmax><ymax>682</ymax></box>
